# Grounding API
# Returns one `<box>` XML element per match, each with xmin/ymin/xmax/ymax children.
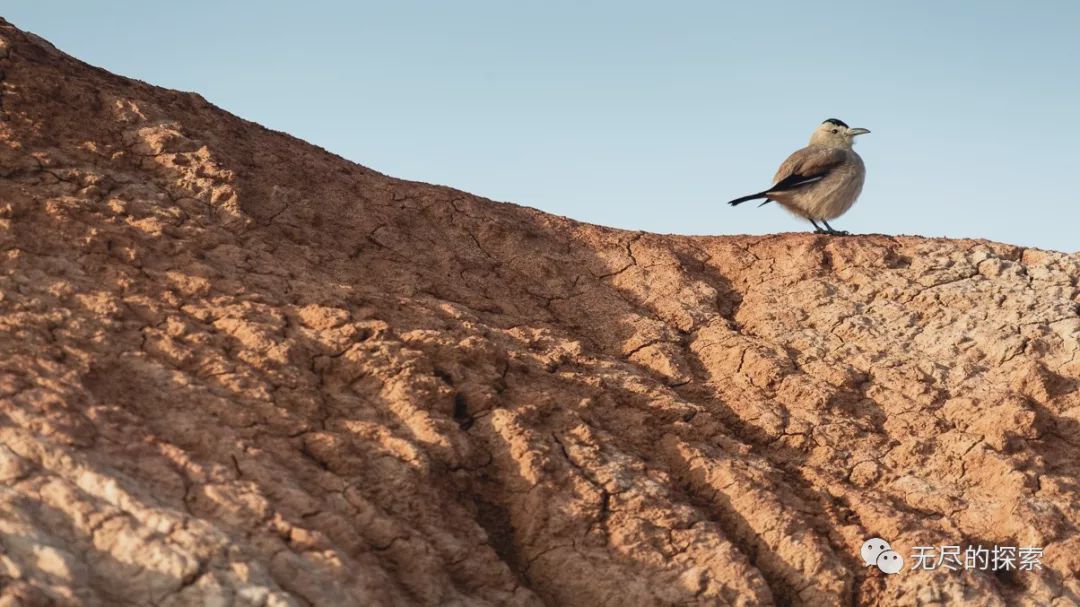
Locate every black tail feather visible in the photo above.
<box><xmin>730</xmin><ymin>172</ymin><xmax>826</xmax><ymax>207</ymax></box>
<box><xmin>728</xmin><ymin>191</ymin><xmax>769</xmax><ymax>206</ymax></box>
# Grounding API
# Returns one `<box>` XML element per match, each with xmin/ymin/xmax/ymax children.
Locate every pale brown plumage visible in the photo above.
<box><xmin>728</xmin><ymin>118</ymin><xmax>870</xmax><ymax>235</ymax></box>
<box><xmin>769</xmin><ymin>146</ymin><xmax>865</xmax><ymax>221</ymax></box>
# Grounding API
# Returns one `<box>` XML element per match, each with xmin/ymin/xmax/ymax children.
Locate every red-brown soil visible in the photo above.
<box><xmin>1</xmin><ymin>18</ymin><xmax>1079</xmax><ymax>606</ymax></box>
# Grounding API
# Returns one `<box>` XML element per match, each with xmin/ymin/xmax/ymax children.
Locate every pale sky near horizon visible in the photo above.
<box><xmin>5</xmin><ymin>2</ymin><xmax>1079</xmax><ymax>252</ymax></box>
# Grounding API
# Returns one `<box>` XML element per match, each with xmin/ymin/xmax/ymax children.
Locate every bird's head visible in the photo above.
<box><xmin>810</xmin><ymin>118</ymin><xmax>870</xmax><ymax>148</ymax></box>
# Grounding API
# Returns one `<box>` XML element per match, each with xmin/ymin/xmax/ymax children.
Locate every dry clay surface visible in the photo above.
<box><xmin>2</xmin><ymin>18</ymin><xmax>1080</xmax><ymax>607</ymax></box>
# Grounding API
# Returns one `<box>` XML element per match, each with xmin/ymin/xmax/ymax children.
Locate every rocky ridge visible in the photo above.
<box><xmin>1</xmin><ymin>18</ymin><xmax>1079</xmax><ymax>606</ymax></box>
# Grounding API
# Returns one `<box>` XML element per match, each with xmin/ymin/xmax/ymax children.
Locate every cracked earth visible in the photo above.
<box><xmin>2</xmin><ymin>17</ymin><xmax>1080</xmax><ymax>607</ymax></box>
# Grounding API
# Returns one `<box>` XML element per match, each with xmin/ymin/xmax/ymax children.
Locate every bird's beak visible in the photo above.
<box><xmin>847</xmin><ymin>127</ymin><xmax>871</xmax><ymax>136</ymax></box>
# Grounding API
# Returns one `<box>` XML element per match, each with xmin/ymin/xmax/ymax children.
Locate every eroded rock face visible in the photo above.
<box><xmin>1</xmin><ymin>18</ymin><xmax>1078</xmax><ymax>607</ymax></box>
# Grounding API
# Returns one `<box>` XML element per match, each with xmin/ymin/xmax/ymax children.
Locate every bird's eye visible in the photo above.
<box><xmin>831</xmin><ymin>129</ymin><xmax>839</xmax><ymax>134</ymax></box>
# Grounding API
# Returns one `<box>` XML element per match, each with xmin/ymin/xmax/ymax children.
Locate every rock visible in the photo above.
<box><xmin>1</xmin><ymin>17</ymin><xmax>1079</xmax><ymax>607</ymax></box>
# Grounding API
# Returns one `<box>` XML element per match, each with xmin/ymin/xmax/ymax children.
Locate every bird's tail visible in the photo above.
<box><xmin>727</xmin><ymin>191</ymin><xmax>769</xmax><ymax>206</ymax></box>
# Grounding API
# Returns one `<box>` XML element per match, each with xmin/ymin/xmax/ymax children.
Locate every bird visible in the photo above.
<box><xmin>728</xmin><ymin>118</ymin><xmax>870</xmax><ymax>235</ymax></box>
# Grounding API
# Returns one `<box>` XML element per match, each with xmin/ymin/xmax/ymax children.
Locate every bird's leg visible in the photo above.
<box><xmin>821</xmin><ymin>220</ymin><xmax>850</xmax><ymax>236</ymax></box>
<box><xmin>809</xmin><ymin>219</ymin><xmax>827</xmax><ymax>234</ymax></box>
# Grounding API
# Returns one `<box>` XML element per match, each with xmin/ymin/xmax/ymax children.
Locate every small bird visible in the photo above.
<box><xmin>728</xmin><ymin>118</ymin><xmax>870</xmax><ymax>235</ymax></box>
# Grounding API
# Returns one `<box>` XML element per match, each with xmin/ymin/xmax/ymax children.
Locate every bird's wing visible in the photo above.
<box><xmin>768</xmin><ymin>146</ymin><xmax>848</xmax><ymax>192</ymax></box>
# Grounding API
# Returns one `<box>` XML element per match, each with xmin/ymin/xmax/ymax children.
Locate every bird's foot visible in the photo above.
<box><xmin>819</xmin><ymin>220</ymin><xmax>850</xmax><ymax>236</ymax></box>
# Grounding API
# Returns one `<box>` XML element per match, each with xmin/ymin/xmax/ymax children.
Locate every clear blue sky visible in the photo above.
<box><xmin>5</xmin><ymin>2</ymin><xmax>1078</xmax><ymax>251</ymax></box>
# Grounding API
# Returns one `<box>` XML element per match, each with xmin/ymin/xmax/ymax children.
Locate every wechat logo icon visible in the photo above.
<box><xmin>862</xmin><ymin>538</ymin><xmax>904</xmax><ymax>575</ymax></box>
